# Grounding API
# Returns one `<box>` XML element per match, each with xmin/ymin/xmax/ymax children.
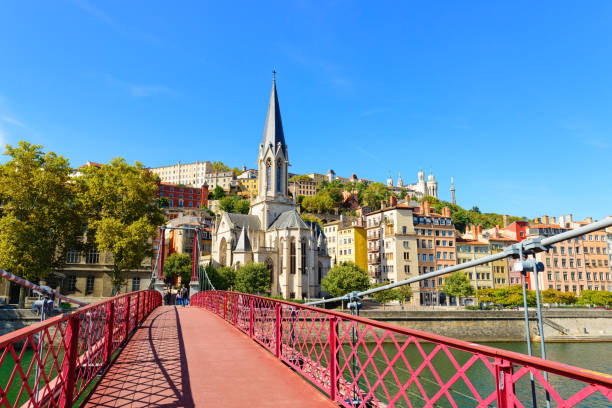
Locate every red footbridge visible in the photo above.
<box><xmin>0</xmin><ymin>290</ymin><xmax>610</xmax><ymax>408</ymax></box>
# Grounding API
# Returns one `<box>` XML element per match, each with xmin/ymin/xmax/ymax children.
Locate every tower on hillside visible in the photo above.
<box><xmin>450</xmin><ymin>177</ymin><xmax>456</xmax><ymax>205</ymax></box>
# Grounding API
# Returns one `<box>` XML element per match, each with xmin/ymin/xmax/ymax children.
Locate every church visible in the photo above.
<box><xmin>211</xmin><ymin>77</ymin><xmax>331</xmax><ymax>300</ymax></box>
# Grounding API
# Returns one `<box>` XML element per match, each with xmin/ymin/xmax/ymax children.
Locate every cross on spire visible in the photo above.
<box><xmin>272</xmin><ymin>69</ymin><xmax>276</xmax><ymax>82</ymax></box>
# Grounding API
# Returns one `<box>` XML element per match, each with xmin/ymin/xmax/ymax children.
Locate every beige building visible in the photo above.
<box><xmin>204</xmin><ymin>171</ymin><xmax>235</xmax><ymax>192</ymax></box>
<box><xmin>323</xmin><ymin>220</ymin><xmax>342</xmax><ymax>266</ymax></box>
<box><xmin>456</xmin><ymin>236</ymin><xmax>494</xmax><ymax>291</ymax></box>
<box><xmin>150</xmin><ymin>160</ymin><xmax>212</xmax><ymax>187</ymax></box>
<box><xmin>289</xmin><ymin>178</ymin><xmax>319</xmax><ymax>197</ymax></box>
<box><xmin>365</xmin><ymin>198</ymin><xmax>419</xmax><ymax>304</ymax></box>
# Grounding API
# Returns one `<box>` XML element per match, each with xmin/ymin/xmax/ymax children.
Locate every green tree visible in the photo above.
<box><xmin>164</xmin><ymin>253</ymin><xmax>192</xmax><ymax>284</ymax></box>
<box><xmin>441</xmin><ymin>271</ymin><xmax>474</xmax><ymax>306</ymax></box>
<box><xmin>234</xmin><ymin>198</ymin><xmax>250</xmax><ymax>214</ymax></box>
<box><xmin>361</xmin><ymin>182</ymin><xmax>390</xmax><ymax>209</ymax></box>
<box><xmin>211</xmin><ymin>161</ymin><xmax>230</xmax><ymax>172</ymax></box>
<box><xmin>212</xmin><ymin>185</ymin><xmax>225</xmax><ymax>200</ymax></box>
<box><xmin>157</xmin><ymin>196</ymin><xmax>169</xmax><ymax>208</ymax></box>
<box><xmin>578</xmin><ymin>290</ymin><xmax>612</xmax><ymax>306</ymax></box>
<box><xmin>79</xmin><ymin>158</ymin><xmax>164</xmax><ymax>294</ymax></box>
<box><xmin>321</xmin><ymin>262</ymin><xmax>370</xmax><ymax>298</ymax></box>
<box><xmin>397</xmin><ymin>284</ymin><xmax>413</xmax><ymax>308</ymax></box>
<box><xmin>0</xmin><ymin>142</ymin><xmax>84</xmax><ymax>307</ymax></box>
<box><xmin>302</xmin><ymin>194</ymin><xmax>334</xmax><ymax>213</ymax></box>
<box><xmin>301</xmin><ymin>213</ymin><xmax>322</xmax><ymax>228</ymax></box>
<box><xmin>371</xmin><ymin>282</ymin><xmax>401</xmax><ymax>309</ymax></box>
<box><xmin>235</xmin><ymin>262</ymin><xmax>271</xmax><ymax>294</ymax></box>
<box><xmin>219</xmin><ymin>195</ymin><xmax>250</xmax><ymax>214</ymax></box>
<box><xmin>289</xmin><ymin>174</ymin><xmax>311</xmax><ymax>182</ymax></box>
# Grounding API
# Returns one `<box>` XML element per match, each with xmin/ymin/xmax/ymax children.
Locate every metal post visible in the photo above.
<box><xmin>60</xmin><ymin>314</ymin><xmax>80</xmax><ymax>408</ymax></box>
<box><xmin>532</xmin><ymin>257</ymin><xmax>551</xmax><ymax>408</ymax></box>
<box><xmin>495</xmin><ymin>358</ymin><xmax>515</xmax><ymax>408</ymax></box>
<box><xmin>234</xmin><ymin>295</ymin><xmax>239</xmax><ymax>326</ymax></box>
<box><xmin>249</xmin><ymin>297</ymin><xmax>254</xmax><ymax>338</ymax></box>
<box><xmin>275</xmin><ymin>303</ymin><xmax>282</xmax><ymax>358</ymax></box>
<box><xmin>124</xmin><ymin>295</ymin><xmax>131</xmax><ymax>341</ymax></box>
<box><xmin>104</xmin><ymin>301</ymin><xmax>115</xmax><ymax>365</ymax></box>
<box><xmin>223</xmin><ymin>292</ymin><xmax>228</xmax><ymax>320</ymax></box>
<box><xmin>135</xmin><ymin>292</ymin><xmax>141</xmax><ymax>326</ymax></box>
<box><xmin>329</xmin><ymin>316</ymin><xmax>338</xmax><ymax>402</ymax></box>
<box><xmin>518</xmin><ymin>247</ymin><xmax>538</xmax><ymax>408</ymax></box>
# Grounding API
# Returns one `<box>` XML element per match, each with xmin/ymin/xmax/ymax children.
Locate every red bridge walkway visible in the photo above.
<box><xmin>83</xmin><ymin>305</ymin><xmax>334</xmax><ymax>407</ymax></box>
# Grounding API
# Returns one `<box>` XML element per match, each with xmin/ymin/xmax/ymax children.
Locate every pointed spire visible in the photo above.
<box><xmin>261</xmin><ymin>72</ymin><xmax>286</xmax><ymax>156</ymax></box>
<box><xmin>235</xmin><ymin>226</ymin><xmax>251</xmax><ymax>252</ymax></box>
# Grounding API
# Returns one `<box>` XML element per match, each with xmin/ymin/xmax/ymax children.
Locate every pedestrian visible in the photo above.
<box><xmin>176</xmin><ymin>288</ymin><xmax>182</xmax><ymax>307</ymax></box>
<box><xmin>181</xmin><ymin>286</ymin><xmax>189</xmax><ymax>307</ymax></box>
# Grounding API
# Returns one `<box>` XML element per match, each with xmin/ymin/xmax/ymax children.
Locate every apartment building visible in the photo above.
<box><xmin>237</xmin><ymin>169</ymin><xmax>258</xmax><ymax>198</ymax></box>
<box><xmin>323</xmin><ymin>220</ymin><xmax>342</xmax><ymax>266</ymax></box>
<box><xmin>365</xmin><ymin>198</ymin><xmax>419</xmax><ymax>304</ymax></box>
<box><xmin>289</xmin><ymin>178</ymin><xmax>319</xmax><ymax>198</ymax></box>
<box><xmin>204</xmin><ymin>171</ymin><xmax>235</xmax><ymax>192</ymax></box>
<box><xmin>413</xmin><ymin>202</ymin><xmax>457</xmax><ymax>305</ymax></box>
<box><xmin>529</xmin><ymin>215</ymin><xmax>611</xmax><ymax>294</ymax></box>
<box><xmin>156</xmin><ymin>182</ymin><xmax>209</xmax><ymax>209</ymax></box>
<box><xmin>150</xmin><ymin>160</ymin><xmax>212</xmax><ymax>187</ymax></box>
<box><xmin>336</xmin><ymin>225</ymin><xmax>368</xmax><ymax>271</ymax></box>
<box><xmin>464</xmin><ymin>224</ymin><xmax>515</xmax><ymax>288</ymax></box>
<box><xmin>456</xmin><ymin>237</ymin><xmax>494</xmax><ymax>290</ymax></box>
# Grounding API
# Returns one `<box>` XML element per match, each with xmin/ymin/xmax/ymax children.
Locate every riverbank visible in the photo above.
<box><xmin>359</xmin><ymin>309</ymin><xmax>612</xmax><ymax>342</ymax></box>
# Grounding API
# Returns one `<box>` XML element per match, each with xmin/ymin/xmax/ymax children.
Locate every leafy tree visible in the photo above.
<box><xmin>0</xmin><ymin>142</ymin><xmax>84</xmax><ymax>307</ymax></box>
<box><xmin>157</xmin><ymin>196</ymin><xmax>169</xmax><ymax>208</ymax></box>
<box><xmin>212</xmin><ymin>185</ymin><xmax>225</xmax><ymax>200</ymax></box>
<box><xmin>371</xmin><ymin>282</ymin><xmax>401</xmax><ymax>309</ymax></box>
<box><xmin>578</xmin><ymin>290</ymin><xmax>612</xmax><ymax>306</ymax></box>
<box><xmin>164</xmin><ymin>253</ymin><xmax>192</xmax><ymax>284</ymax></box>
<box><xmin>441</xmin><ymin>272</ymin><xmax>474</xmax><ymax>306</ymax></box>
<box><xmin>471</xmin><ymin>206</ymin><xmax>481</xmax><ymax>214</ymax></box>
<box><xmin>211</xmin><ymin>161</ymin><xmax>230</xmax><ymax>172</ymax></box>
<box><xmin>321</xmin><ymin>262</ymin><xmax>370</xmax><ymax>298</ymax></box>
<box><xmin>289</xmin><ymin>174</ymin><xmax>311</xmax><ymax>182</ymax></box>
<box><xmin>542</xmin><ymin>289</ymin><xmax>577</xmax><ymax>305</ymax></box>
<box><xmin>302</xmin><ymin>194</ymin><xmax>334</xmax><ymax>213</ymax></box>
<box><xmin>79</xmin><ymin>158</ymin><xmax>164</xmax><ymax>294</ymax></box>
<box><xmin>397</xmin><ymin>284</ymin><xmax>414</xmax><ymax>307</ymax></box>
<box><xmin>477</xmin><ymin>285</ymin><xmax>536</xmax><ymax>307</ymax></box>
<box><xmin>200</xmin><ymin>264</ymin><xmax>236</xmax><ymax>290</ymax></box>
<box><xmin>219</xmin><ymin>195</ymin><xmax>249</xmax><ymax>214</ymax></box>
<box><xmin>361</xmin><ymin>182</ymin><xmax>390</xmax><ymax>209</ymax></box>
<box><xmin>235</xmin><ymin>262</ymin><xmax>271</xmax><ymax>294</ymax></box>
<box><xmin>219</xmin><ymin>266</ymin><xmax>237</xmax><ymax>290</ymax></box>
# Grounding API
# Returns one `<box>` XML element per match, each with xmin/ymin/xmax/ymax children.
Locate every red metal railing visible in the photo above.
<box><xmin>192</xmin><ymin>291</ymin><xmax>612</xmax><ymax>408</ymax></box>
<box><xmin>0</xmin><ymin>290</ymin><xmax>161</xmax><ymax>408</ymax></box>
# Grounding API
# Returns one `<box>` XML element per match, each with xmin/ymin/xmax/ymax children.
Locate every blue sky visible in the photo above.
<box><xmin>0</xmin><ymin>1</ymin><xmax>611</xmax><ymax>220</ymax></box>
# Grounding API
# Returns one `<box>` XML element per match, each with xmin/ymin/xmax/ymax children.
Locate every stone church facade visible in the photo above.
<box><xmin>212</xmin><ymin>78</ymin><xmax>330</xmax><ymax>299</ymax></box>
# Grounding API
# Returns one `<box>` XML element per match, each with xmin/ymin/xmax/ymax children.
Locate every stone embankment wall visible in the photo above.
<box><xmin>0</xmin><ymin>309</ymin><xmax>61</xmax><ymax>338</ymax></box>
<box><xmin>359</xmin><ymin>309</ymin><xmax>612</xmax><ymax>342</ymax></box>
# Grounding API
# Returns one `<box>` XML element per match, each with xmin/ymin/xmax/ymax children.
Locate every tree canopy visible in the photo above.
<box><xmin>235</xmin><ymin>262</ymin><xmax>271</xmax><ymax>294</ymax></box>
<box><xmin>577</xmin><ymin>290</ymin><xmax>612</xmax><ymax>306</ymax></box>
<box><xmin>164</xmin><ymin>253</ymin><xmax>192</xmax><ymax>284</ymax></box>
<box><xmin>79</xmin><ymin>158</ymin><xmax>164</xmax><ymax>293</ymax></box>
<box><xmin>321</xmin><ymin>262</ymin><xmax>370</xmax><ymax>298</ymax></box>
<box><xmin>0</xmin><ymin>142</ymin><xmax>84</xmax><ymax>306</ymax></box>
<box><xmin>211</xmin><ymin>185</ymin><xmax>225</xmax><ymax>200</ymax></box>
<box><xmin>219</xmin><ymin>195</ymin><xmax>250</xmax><ymax>214</ymax></box>
<box><xmin>370</xmin><ymin>282</ymin><xmax>407</xmax><ymax>308</ymax></box>
<box><xmin>441</xmin><ymin>271</ymin><xmax>475</xmax><ymax>299</ymax></box>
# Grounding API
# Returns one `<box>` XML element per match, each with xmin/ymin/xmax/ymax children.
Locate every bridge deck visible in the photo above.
<box><xmin>84</xmin><ymin>305</ymin><xmax>334</xmax><ymax>407</ymax></box>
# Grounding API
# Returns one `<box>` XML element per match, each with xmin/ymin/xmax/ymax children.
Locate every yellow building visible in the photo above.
<box><xmin>456</xmin><ymin>238</ymin><xmax>493</xmax><ymax>290</ymax></box>
<box><xmin>336</xmin><ymin>225</ymin><xmax>368</xmax><ymax>271</ymax></box>
<box><xmin>238</xmin><ymin>177</ymin><xmax>258</xmax><ymax>198</ymax></box>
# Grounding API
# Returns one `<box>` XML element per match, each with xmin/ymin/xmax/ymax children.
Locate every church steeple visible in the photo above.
<box><xmin>261</xmin><ymin>72</ymin><xmax>287</xmax><ymax>156</ymax></box>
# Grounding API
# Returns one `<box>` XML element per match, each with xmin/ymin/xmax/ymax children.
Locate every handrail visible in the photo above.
<box><xmin>0</xmin><ymin>290</ymin><xmax>162</xmax><ymax>408</ymax></box>
<box><xmin>192</xmin><ymin>290</ymin><xmax>612</xmax><ymax>408</ymax></box>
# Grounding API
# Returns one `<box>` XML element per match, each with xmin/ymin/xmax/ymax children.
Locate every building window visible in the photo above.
<box><xmin>86</xmin><ymin>248</ymin><xmax>100</xmax><ymax>264</ymax></box>
<box><xmin>132</xmin><ymin>277</ymin><xmax>140</xmax><ymax>292</ymax></box>
<box><xmin>67</xmin><ymin>250</ymin><xmax>81</xmax><ymax>264</ymax></box>
<box><xmin>290</xmin><ymin>241</ymin><xmax>296</xmax><ymax>274</ymax></box>
<box><xmin>86</xmin><ymin>276</ymin><xmax>95</xmax><ymax>294</ymax></box>
<box><xmin>67</xmin><ymin>275</ymin><xmax>76</xmax><ymax>292</ymax></box>
<box><xmin>301</xmin><ymin>242</ymin><xmax>307</xmax><ymax>273</ymax></box>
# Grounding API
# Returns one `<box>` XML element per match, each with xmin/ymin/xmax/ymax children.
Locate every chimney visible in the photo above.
<box><xmin>423</xmin><ymin>200</ymin><xmax>431</xmax><ymax>216</ymax></box>
<box><xmin>358</xmin><ymin>215</ymin><xmax>364</xmax><ymax>227</ymax></box>
<box><xmin>502</xmin><ymin>214</ymin><xmax>510</xmax><ymax>227</ymax></box>
<box><xmin>340</xmin><ymin>214</ymin><xmax>345</xmax><ymax>226</ymax></box>
<box><xmin>534</xmin><ymin>217</ymin><xmax>541</xmax><ymax>224</ymax></box>
<box><xmin>405</xmin><ymin>194</ymin><xmax>412</xmax><ymax>203</ymax></box>
<box><xmin>542</xmin><ymin>215</ymin><xmax>549</xmax><ymax>225</ymax></box>
<box><xmin>585</xmin><ymin>217</ymin><xmax>593</xmax><ymax>223</ymax></box>
<box><xmin>550</xmin><ymin>216</ymin><xmax>557</xmax><ymax>224</ymax></box>
<box><xmin>442</xmin><ymin>206</ymin><xmax>451</xmax><ymax>217</ymax></box>
<box><xmin>390</xmin><ymin>195</ymin><xmax>397</xmax><ymax>207</ymax></box>
<box><xmin>566</xmin><ymin>214</ymin><xmax>573</xmax><ymax>226</ymax></box>
<box><xmin>476</xmin><ymin>225</ymin><xmax>482</xmax><ymax>235</ymax></box>
<box><xmin>381</xmin><ymin>200</ymin><xmax>387</xmax><ymax>210</ymax></box>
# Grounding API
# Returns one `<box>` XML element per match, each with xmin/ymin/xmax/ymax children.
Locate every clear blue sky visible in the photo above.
<box><xmin>0</xmin><ymin>1</ymin><xmax>611</xmax><ymax>220</ymax></box>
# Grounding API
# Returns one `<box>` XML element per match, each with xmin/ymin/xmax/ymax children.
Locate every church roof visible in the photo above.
<box><xmin>225</xmin><ymin>213</ymin><xmax>261</xmax><ymax>231</ymax></box>
<box><xmin>261</xmin><ymin>77</ymin><xmax>287</xmax><ymax>156</ymax></box>
<box><xmin>269</xmin><ymin>209</ymin><xmax>309</xmax><ymax>230</ymax></box>
<box><xmin>234</xmin><ymin>226</ymin><xmax>252</xmax><ymax>252</ymax></box>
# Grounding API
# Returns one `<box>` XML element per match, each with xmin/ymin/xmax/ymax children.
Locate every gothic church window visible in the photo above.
<box><xmin>290</xmin><ymin>240</ymin><xmax>296</xmax><ymax>274</ymax></box>
<box><xmin>266</xmin><ymin>158</ymin><xmax>272</xmax><ymax>192</ymax></box>
<box><xmin>276</xmin><ymin>159</ymin><xmax>282</xmax><ymax>193</ymax></box>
